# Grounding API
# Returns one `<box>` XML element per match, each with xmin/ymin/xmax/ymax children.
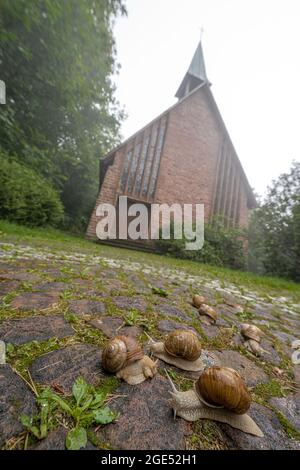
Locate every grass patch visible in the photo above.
<box><xmin>274</xmin><ymin>411</ymin><xmax>300</xmax><ymax>441</ymax></box>
<box><xmin>1</xmin><ymin>220</ymin><xmax>299</xmax><ymax>298</ymax></box>
<box><xmin>6</xmin><ymin>337</ymin><xmax>72</xmax><ymax>377</ymax></box>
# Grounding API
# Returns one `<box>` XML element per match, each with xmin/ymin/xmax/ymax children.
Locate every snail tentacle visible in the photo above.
<box><xmin>165</xmin><ymin>368</ymin><xmax>178</xmax><ymax>392</ymax></box>
<box><xmin>144</xmin><ymin>331</ymin><xmax>155</xmax><ymax>343</ymax></box>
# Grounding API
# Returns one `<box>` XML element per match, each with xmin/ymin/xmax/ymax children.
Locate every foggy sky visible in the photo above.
<box><xmin>113</xmin><ymin>0</ymin><xmax>300</xmax><ymax>197</ymax></box>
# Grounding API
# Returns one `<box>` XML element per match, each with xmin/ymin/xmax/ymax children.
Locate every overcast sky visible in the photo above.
<box><xmin>113</xmin><ymin>0</ymin><xmax>300</xmax><ymax>197</ymax></box>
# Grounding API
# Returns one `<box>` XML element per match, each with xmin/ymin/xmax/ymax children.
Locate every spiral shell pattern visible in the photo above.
<box><xmin>164</xmin><ymin>329</ymin><xmax>202</xmax><ymax>361</ymax></box>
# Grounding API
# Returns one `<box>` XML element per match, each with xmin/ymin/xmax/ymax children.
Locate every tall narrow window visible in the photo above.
<box><xmin>120</xmin><ymin>149</ymin><xmax>133</xmax><ymax>192</ymax></box>
<box><xmin>127</xmin><ymin>140</ymin><xmax>141</xmax><ymax>193</ymax></box>
<box><xmin>148</xmin><ymin>116</ymin><xmax>167</xmax><ymax>197</ymax></box>
<box><xmin>119</xmin><ymin>115</ymin><xmax>168</xmax><ymax>199</ymax></box>
<box><xmin>134</xmin><ymin>132</ymin><xmax>150</xmax><ymax>195</ymax></box>
<box><xmin>142</xmin><ymin>122</ymin><xmax>159</xmax><ymax>197</ymax></box>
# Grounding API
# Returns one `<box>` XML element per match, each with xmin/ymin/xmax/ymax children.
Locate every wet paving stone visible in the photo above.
<box><xmin>0</xmin><ymin>315</ymin><xmax>74</xmax><ymax>345</ymax></box>
<box><xmin>0</xmin><ymin>271</ymin><xmax>41</xmax><ymax>283</ymax></box>
<box><xmin>155</xmin><ymin>303</ymin><xmax>192</xmax><ymax>322</ymax></box>
<box><xmin>217</xmin><ymin>304</ymin><xmax>242</xmax><ymax>323</ymax></box>
<box><xmin>293</xmin><ymin>365</ymin><xmax>300</xmax><ymax>385</ymax></box>
<box><xmin>0</xmin><ymin>262</ymin><xmax>17</xmax><ymax>271</ymax></box>
<box><xmin>89</xmin><ymin>316</ymin><xmax>143</xmax><ymax>338</ymax></box>
<box><xmin>211</xmin><ymin>350</ymin><xmax>268</xmax><ymax>386</ymax></box>
<box><xmin>112</xmin><ymin>296</ymin><xmax>148</xmax><ymax>312</ymax></box>
<box><xmin>157</xmin><ymin>319</ymin><xmax>198</xmax><ymax>335</ymax></box>
<box><xmin>272</xmin><ymin>330</ymin><xmax>298</xmax><ymax>345</ymax></box>
<box><xmin>30</xmin><ymin>344</ymin><xmax>102</xmax><ymax>393</ymax></box>
<box><xmin>68</xmin><ymin>299</ymin><xmax>106</xmax><ymax>316</ymax></box>
<box><xmin>0</xmin><ymin>365</ymin><xmax>37</xmax><ymax>447</ymax></box>
<box><xmin>34</xmin><ymin>427</ymin><xmax>67</xmax><ymax>450</ymax></box>
<box><xmin>98</xmin><ymin>375</ymin><xmax>190</xmax><ymax>450</ymax></box>
<box><xmin>11</xmin><ymin>292</ymin><xmax>59</xmax><ymax>311</ymax></box>
<box><xmin>0</xmin><ymin>280</ymin><xmax>20</xmax><ymax>297</ymax></box>
<box><xmin>251</xmin><ymin>305</ymin><xmax>280</xmax><ymax>322</ymax></box>
<box><xmin>33</xmin><ymin>282</ymin><xmax>70</xmax><ymax>292</ymax></box>
<box><xmin>220</xmin><ymin>402</ymin><xmax>300</xmax><ymax>450</ymax></box>
<box><xmin>200</xmin><ymin>324</ymin><xmax>224</xmax><ymax>339</ymax></box>
<box><xmin>270</xmin><ymin>393</ymin><xmax>300</xmax><ymax>432</ymax></box>
<box><xmin>90</xmin><ymin>316</ymin><xmax>122</xmax><ymax>336</ymax></box>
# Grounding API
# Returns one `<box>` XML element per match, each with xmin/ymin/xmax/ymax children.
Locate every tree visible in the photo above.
<box><xmin>0</xmin><ymin>0</ymin><xmax>126</xmax><ymax>229</ymax></box>
<box><xmin>248</xmin><ymin>161</ymin><xmax>300</xmax><ymax>281</ymax></box>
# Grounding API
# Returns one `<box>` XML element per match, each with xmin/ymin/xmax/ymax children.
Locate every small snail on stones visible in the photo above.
<box><xmin>198</xmin><ymin>304</ymin><xmax>217</xmax><ymax>325</ymax></box>
<box><xmin>192</xmin><ymin>295</ymin><xmax>206</xmax><ymax>309</ymax></box>
<box><xmin>102</xmin><ymin>335</ymin><xmax>157</xmax><ymax>385</ymax></box>
<box><xmin>168</xmin><ymin>366</ymin><xmax>263</xmax><ymax>437</ymax></box>
<box><xmin>240</xmin><ymin>324</ymin><xmax>269</xmax><ymax>356</ymax></box>
<box><xmin>149</xmin><ymin>329</ymin><xmax>203</xmax><ymax>372</ymax></box>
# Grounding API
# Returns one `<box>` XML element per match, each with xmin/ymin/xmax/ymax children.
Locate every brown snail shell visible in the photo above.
<box><xmin>241</xmin><ymin>324</ymin><xmax>263</xmax><ymax>343</ymax></box>
<box><xmin>192</xmin><ymin>295</ymin><xmax>206</xmax><ymax>309</ymax></box>
<box><xmin>149</xmin><ymin>329</ymin><xmax>204</xmax><ymax>372</ymax></box>
<box><xmin>164</xmin><ymin>330</ymin><xmax>202</xmax><ymax>361</ymax></box>
<box><xmin>102</xmin><ymin>335</ymin><xmax>143</xmax><ymax>373</ymax></box>
<box><xmin>195</xmin><ymin>366</ymin><xmax>251</xmax><ymax>415</ymax></box>
<box><xmin>198</xmin><ymin>304</ymin><xmax>217</xmax><ymax>324</ymax></box>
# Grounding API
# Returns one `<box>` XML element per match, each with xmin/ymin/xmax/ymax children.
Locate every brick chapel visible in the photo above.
<box><xmin>86</xmin><ymin>42</ymin><xmax>256</xmax><ymax>247</ymax></box>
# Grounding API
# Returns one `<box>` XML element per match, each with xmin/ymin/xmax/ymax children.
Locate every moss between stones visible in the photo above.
<box><xmin>252</xmin><ymin>379</ymin><xmax>284</xmax><ymax>403</ymax></box>
<box><xmin>161</xmin><ymin>368</ymin><xmax>194</xmax><ymax>392</ymax></box>
<box><xmin>203</xmin><ymin>327</ymin><xmax>236</xmax><ymax>350</ymax></box>
<box><xmin>6</xmin><ymin>336</ymin><xmax>73</xmax><ymax>378</ymax></box>
<box><xmin>274</xmin><ymin>410</ymin><xmax>300</xmax><ymax>441</ymax></box>
<box><xmin>186</xmin><ymin>420</ymin><xmax>228</xmax><ymax>450</ymax></box>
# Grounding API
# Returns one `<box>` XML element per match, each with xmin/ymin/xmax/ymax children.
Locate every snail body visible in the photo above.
<box><xmin>150</xmin><ymin>329</ymin><xmax>203</xmax><ymax>372</ymax></box>
<box><xmin>117</xmin><ymin>355</ymin><xmax>157</xmax><ymax>385</ymax></box>
<box><xmin>240</xmin><ymin>324</ymin><xmax>269</xmax><ymax>357</ymax></box>
<box><xmin>198</xmin><ymin>304</ymin><xmax>217</xmax><ymax>324</ymax></box>
<box><xmin>102</xmin><ymin>335</ymin><xmax>157</xmax><ymax>385</ymax></box>
<box><xmin>167</xmin><ymin>366</ymin><xmax>263</xmax><ymax>437</ymax></box>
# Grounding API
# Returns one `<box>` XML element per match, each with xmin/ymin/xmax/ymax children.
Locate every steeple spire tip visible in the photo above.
<box><xmin>175</xmin><ymin>40</ymin><xmax>209</xmax><ymax>100</ymax></box>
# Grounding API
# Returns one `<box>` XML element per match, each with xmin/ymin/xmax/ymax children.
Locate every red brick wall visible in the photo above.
<box><xmin>86</xmin><ymin>85</ymin><xmax>251</xmax><ymax>241</ymax></box>
<box><xmin>154</xmin><ymin>87</ymin><xmax>221</xmax><ymax>221</ymax></box>
<box><xmin>86</xmin><ymin>148</ymin><xmax>124</xmax><ymax>240</ymax></box>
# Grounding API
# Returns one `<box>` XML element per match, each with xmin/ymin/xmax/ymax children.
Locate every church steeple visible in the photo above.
<box><xmin>175</xmin><ymin>41</ymin><xmax>209</xmax><ymax>100</ymax></box>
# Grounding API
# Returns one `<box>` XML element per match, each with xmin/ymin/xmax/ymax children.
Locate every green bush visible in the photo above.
<box><xmin>156</xmin><ymin>217</ymin><xmax>246</xmax><ymax>270</ymax></box>
<box><xmin>0</xmin><ymin>151</ymin><xmax>63</xmax><ymax>227</ymax></box>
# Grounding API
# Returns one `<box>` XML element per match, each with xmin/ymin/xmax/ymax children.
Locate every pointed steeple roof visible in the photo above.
<box><xmin>175</xmin><ymin>41</ymin><xmax>209</xmax><ymax>100</ymax></box>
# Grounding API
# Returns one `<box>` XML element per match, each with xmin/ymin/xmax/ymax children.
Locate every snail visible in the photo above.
<box><xmin>102</xmin><ymin>335</ymin><xmax>157</xmax><ymax>385</ymax></box>
<box><xmin>148</xmin><ymin>329</ymin><xmax>204</xmax><ymax>372</ymax></box>
<box><xmin>198</xmin><ymin>304</ymin><xmax>217</xmax><ymax>325</ymax></box>
<box><xmin>167</xmin><ymin>366</ymin><xmax>263</xmax><ymax>437</ymax></box>
<box><xmin>192</xmin><ymin>295</ymin><xmax>206</xmax><ymax>309</ymax></box>
<box><xmin>240</xmin><ymin>324</ymin><xmax>270</xmax><ymax>356</ymax></box>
